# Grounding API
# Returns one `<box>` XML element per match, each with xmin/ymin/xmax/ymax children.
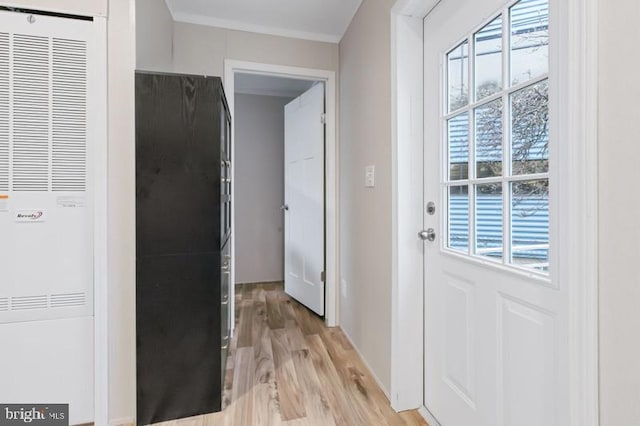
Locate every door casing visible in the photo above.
<box><xmin>390</xmin><ymin>1</ymin><xmax>599</xmax><ymax>425</ymax></box>
<box><xmin>223</xmin><ymin>59</ymin><xmax>339</xmax><ymax>328</ymax></box>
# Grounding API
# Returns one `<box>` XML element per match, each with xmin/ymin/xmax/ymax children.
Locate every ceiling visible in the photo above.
<box><xmin>164</xmin><ymin>0</ymin><xmax>363</xmax><ymax>43</ymax></box>
<box><xmin>235</xmin><ymin>73</ymin><xmax>317</xmax><ymax>98</ymax></box>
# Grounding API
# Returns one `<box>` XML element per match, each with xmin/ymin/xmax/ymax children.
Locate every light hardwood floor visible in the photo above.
<box><xmin>153</xmin><ymin>282</ymin><xmax>428</xmax><ymax>426</ymax></box>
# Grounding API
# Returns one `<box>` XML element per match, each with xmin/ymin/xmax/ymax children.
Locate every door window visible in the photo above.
<box><xmin>444</xmin><ymin>0</ymin><xmax>549</xmax><ymax>274</ymax></box>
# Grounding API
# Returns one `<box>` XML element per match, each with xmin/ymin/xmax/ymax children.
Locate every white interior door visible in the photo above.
<box><xmin>423</xmin><ymin>1</ymin><xmax>568</xmax><ymax>425</ymax></box>
<box><xmin>284</xmin><ymin>83</ymin><xmax>325</xmax><ymax>316</ymax></box>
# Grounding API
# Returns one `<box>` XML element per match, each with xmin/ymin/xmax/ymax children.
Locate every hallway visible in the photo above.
<box><xmin>154</xmin><ymin>282</ymin><xmax>427</xmax><ymax>425</ymax></box>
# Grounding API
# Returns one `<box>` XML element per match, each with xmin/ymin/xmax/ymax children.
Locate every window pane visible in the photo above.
<box><xmin>475</xmin><ymin>15</ymin><xmax>503</xmax><ymax>101</ymax></box>
<box><xmin>511</xmin><ymin>179</ymin><xmax>549</xmax><ymax>272</ymax></box>
<box><xmin>449</xmin><ymin>113</ymin><xmax>469</xmax><ymax>180</ymax></box>
<box><xmin>475</xmin><ymin>183</ymin><xmax>503</xmax><ymax>260</ymax></box>
<box><xmin>448</xmin><ymin>41</ymin><xmax>469</xmax><ymax>112</ymax></box>
<box><xmin>449</xmin><ymin>185</ymin><xmax>469</xmax><ymax>252</ymax></box>
<box><xmin>510</xmin><ymin>0</ymin><xmax>549</xmax><ymax>85</ymax></box>
<box><xmin>511</xmin><ymin>79</ymin><xmax>548</xmax><ymax>175</ymax></box>
<box><xmin>475</xmin><ymin>99</ymin><xmax>503</xmax><ymax>178</ymax></box>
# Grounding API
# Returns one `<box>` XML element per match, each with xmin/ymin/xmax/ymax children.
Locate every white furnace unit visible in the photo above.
<box><xmin>0</xmin><ymin>9</ymin><xmax>101</xmax><ymax>424</ymax></box>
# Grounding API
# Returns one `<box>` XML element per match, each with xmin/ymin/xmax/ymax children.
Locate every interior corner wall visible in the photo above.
<box><xmin>108</xmin><ymin>0</ymin><xmax>136</xmax><ymax>423</ymax></box>
<box><xmin>338</xmin><ymin>0</ymin><xmax>395</xmax><ymax>393</ymax></box>
<box><xmin>135</xmin><ymin>0</ymin><xmax>173</xmax><ymax>72</ymax></box>
<box><xmin>171</xmin><ymin>22</ymin><xmax>339</xmax><ymax>77</ymax></box>
<box><xmin>234</xmin><ymin>94</ymin><xmax>291</xmax><ymax>284</ymax></box>
<box><xmin>598</xmin><ymin>0</ymin><xmax>640</xmax><ymax>424</ymax></box>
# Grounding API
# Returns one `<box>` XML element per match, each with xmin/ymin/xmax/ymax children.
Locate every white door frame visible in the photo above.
<box><xmin>93</xmin><ymin>16</ymin><xmax>109</xmax><ymax>426</ymax></box>
<box><xmin>223</xmin><ymin>59</ymin><xmax>339</xmax><ymax>327</ymax></box>
<box><xmin>390</xmin><ymin>1</ymin><xmax>599</xmax><ymax>425</ymax></box>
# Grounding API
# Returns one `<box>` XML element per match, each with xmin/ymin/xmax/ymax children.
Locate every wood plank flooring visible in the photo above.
<box><xmin>153</xmin><ymin>282</ymin><xmax>428</xmax><ymax>426</ymax></box>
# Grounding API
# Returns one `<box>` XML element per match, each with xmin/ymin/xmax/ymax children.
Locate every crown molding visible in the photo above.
<box><xmin>172</xmin><ymin>11</ymin><xmax>340</xmax><ymax>43</ymax></box>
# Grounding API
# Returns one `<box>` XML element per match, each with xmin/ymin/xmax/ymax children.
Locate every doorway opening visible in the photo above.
<box><xmin>224</xmin><ymin>60</ymin><xmax>339</xmax><ymax>329</ymax></box>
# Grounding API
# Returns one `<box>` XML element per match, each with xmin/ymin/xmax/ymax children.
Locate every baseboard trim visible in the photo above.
<box><xmin>235</xmin><ymin>280</ymin><xmax>284</xmax><ymax>286</ymax></box>
<box><xmin>418</xmin><ymin>405</ymin><xmax>441</xmax><ymax>426</ymax></box>
<box><xmin>340</xmin><ymin>328</ymin><xmax>391</xmax><ymax>401</ymax></box>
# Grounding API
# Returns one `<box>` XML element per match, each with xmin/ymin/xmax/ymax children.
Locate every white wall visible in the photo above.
<box><xmin>234</xmin><ymin>94</ymin><xmax>291</xmax><ymax>284</ymax></box>
<box><xmin>107</xmin><ymin>0</ymin><xmax>136</xmax><ymax>423</ymax></box>
<box><xmin>172</xmin><ymin>22</ymin><xmax>339</xmax><ymax>76</ymax></box>
<box><xmin>339</xmin><ymin>0</ymin><xmax>394</xmax><ymax>393</ymax></box>
<box><xmin>135</xmin><ymin>0</ymin><xmax>173</xmax><ymax>71</ymax></box>
<box><xmin>598</xmin><ymin>0</ymin><xmax>640</xmax><ymax>424</ymax></box>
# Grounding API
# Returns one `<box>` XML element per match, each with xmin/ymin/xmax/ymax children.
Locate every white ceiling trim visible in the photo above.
<box><xmin>172</xmin><ymin>11</ymin><xmax>341</xmax><ymax>44</ymax></box>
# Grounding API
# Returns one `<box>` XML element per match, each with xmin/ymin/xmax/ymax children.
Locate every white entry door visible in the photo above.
<box><xmin>423</xmin><ymin>1</ymin><xmax>568</xmax><ymax>425</ymax></box>
<box><xmin>284</xmin><ymin>83</ymin><xmax>325</xmax><ymax>316</ymax></box>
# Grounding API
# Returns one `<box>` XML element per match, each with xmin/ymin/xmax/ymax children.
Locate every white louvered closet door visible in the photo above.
<box><xmin>0</xmin><ymin>9</ymin><xmax>101</xmax><ymax>425</ymax></box>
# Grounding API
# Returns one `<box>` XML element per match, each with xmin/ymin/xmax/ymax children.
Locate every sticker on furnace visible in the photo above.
<box><xmin>15</xmin><ymin>210</ymin><xmax>46</xmax><ymax>223</ymax></box>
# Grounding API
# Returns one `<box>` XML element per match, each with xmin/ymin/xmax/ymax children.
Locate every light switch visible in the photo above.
<box><xmin>365</xmin><ymin>165</ymin><xmax>375</xmax><ymax>188</ymax></box>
